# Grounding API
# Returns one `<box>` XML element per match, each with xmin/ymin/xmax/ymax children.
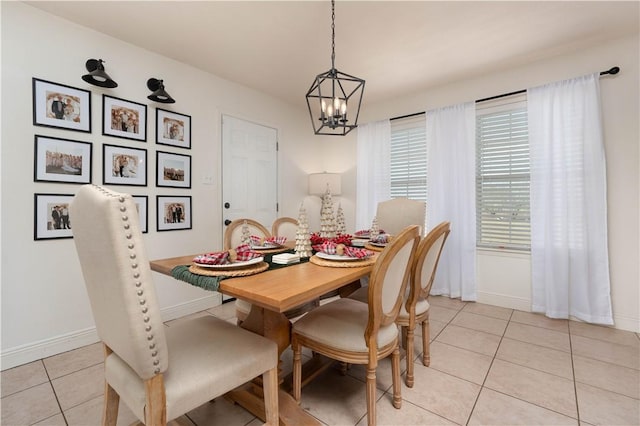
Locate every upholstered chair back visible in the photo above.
<box><xmin>271</xmin><ymin>217</ymin><xmax>298</xmax><ymax>241</ymax></box>
<box><xmin>376</xmin><ymin>198</ymin><xmax>426</xmax><ymax>236</ymax></box>
<box><xmin>223</xmin><ymin>218</ymin><xmax>271</xmax><ymax>250</ymax></box>
<box><xmin>71</xmin><ymin>185</ymin><xmax>168</xmax><ymax>379</ymax></box>
<box><xmin>415</xmin><ymin>222</ymin><xmax>450</xmax><ymax>301</ymax></box>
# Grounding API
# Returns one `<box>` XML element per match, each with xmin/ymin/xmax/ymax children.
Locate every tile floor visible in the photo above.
<box><xmin>2</xmin><ymin>297</ymin><xmax>639</xmax><ymax>425</ymax></box>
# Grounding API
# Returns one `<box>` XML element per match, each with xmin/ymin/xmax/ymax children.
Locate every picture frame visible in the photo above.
<box><xmin>132</xmin><ymin>195</ymin><xmax>148</xmax><ymax>234</ymax></box>
<box><xmin>32</xmin><ymin>78</ymin><xmax>91</xmax><ymax>133</ymax></box>
<box><xmin>156</xmin><ymin>108</ymin><xmax>191</xmax><ymax>149</ymax></box>
<box><xmin>102</xmin><ymin>95</ymin><xmax>147</xmax><ymax>142</ymax></box>
<box><xmin>34</xmin><ymin>193</ymin><xmax>74</xmax><ymax>240</ymax></box>
<box><xmin>34</xmin><ymin>135</ymin><xmax>92</xmax><ymax>184</ymax></box>
<box><xmin>157</xmin><ymin>195</ymin><xmax>192</xmax><ymax>231</ymax></box>
<box><xmin>156</xmin><ymin>151</ymin><xmax>191</xmax><ymax>188</ymax></box>
<box><xmin>102</xmin><ymin>144</ymin><xmax>147</xmax><ymax>186</ymax></box>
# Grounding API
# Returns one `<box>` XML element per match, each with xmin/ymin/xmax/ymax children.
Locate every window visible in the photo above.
<box><xmin>390</xmin><ymin>115</ymin><xmax>427</xmax><ymax>201</ymax></box>
<box><xmin>476</xmin><ymin>94</ymin><xmax>530</xmax><ymax>250</ymax></box>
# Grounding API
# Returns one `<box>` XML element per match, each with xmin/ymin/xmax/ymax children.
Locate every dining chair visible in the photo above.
<box><xmin>376</xmin><ymin>197</ymin><xmax>426</xmax><ymax>236</ymax></box>
<box><xmin>349</xmin><ymin>222</ymin><xmax>450</xmax><ymax>387</ymax></box>
<box><xmin>271</xmin><ymin>216</ymin><xmax>298</xmax><ymax>241</ymax></box>
<box><xmin>70</xmin><ymin>185</ymin><xmax>279</xmax><ymax>425</ymax></box>
<box><xmin>291</xmin><ymin>225</ymin><xmax>420</xmax><ymax>426</ymax></box>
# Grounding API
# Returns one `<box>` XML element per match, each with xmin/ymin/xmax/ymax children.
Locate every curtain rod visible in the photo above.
<box><xmin>390</xmin><ymin>66</ymin><xmax>620</xmax><ymax>121</ymax></box>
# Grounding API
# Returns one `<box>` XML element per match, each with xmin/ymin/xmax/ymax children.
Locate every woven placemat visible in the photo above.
<box><xmin>309</xmin><ymin>254</ymin><xmax>377</xmax><ymax>268</ymax></box>
<box><xmin>250</xmin><ymin>246</ymin><xmax>289</xmax><ymax>255</ymax></box>
<box><xmin>364</xmin><ymin>243</ymin><xmax>385</xmax><ymax>252</ymax></box>
<box><xmin>189</xmin><ymin>261</ymin><xmax>269</xmax><ymax>277</ymax></box>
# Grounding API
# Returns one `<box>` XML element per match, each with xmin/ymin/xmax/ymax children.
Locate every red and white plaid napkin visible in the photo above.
<box><xmin>250</xmin><ymin>235</ymin><xmax>287</xmax><ymax>246</ymax></box>
<box><xmin>234</xmin><ymin>244</ymin><xmax>262</xmax><ymax>261</ymax></box>
<box><xmin>313</xmin><ymin>241</ymin><xmax>372</xmax><ymax>259</ymax></box>
<box><xmin>370</xmin><ymin>234</ymin><xmax>389</xmax><ymax>244</ymax></box>
<box><xmin>193</xmin><ymin>244</ymin><xmax>261</xmax><ymax>265</ymax></box>
<box><xmin>268</xmin><ymin>236</ymin><xmax>287</xmax><ymax>245</ymax></box>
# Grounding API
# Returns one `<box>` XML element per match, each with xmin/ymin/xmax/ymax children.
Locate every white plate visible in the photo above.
<box><xmin>354</xmin><ymin>233</ymin><xmax>370</xmax><ymax>239</ymax></box>
<box><xmin>369</xmin><ymin>242</ymin><xmax>387</xmax><ymax>247</ymax></box>
<box><xmin>351</xmin><ymin>239</ymin><xmax>367</xmax><ymax>247</ymax></box>
<box><xmin>251</xmin><ymin>244</ymin><xmax>281</xmax><ymax>250</ymax></box>
<box><xmin>316</xmin><ymin>252</ymin><xmax>367</xmax><ymax>261</ymax></box>
<box><xmin>194</xmin><ymin>256</ymin><xmax>264</xmax><ymax>269</ymax></box>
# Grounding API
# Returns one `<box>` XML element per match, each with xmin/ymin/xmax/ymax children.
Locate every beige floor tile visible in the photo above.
<box><xmin>43</xmin><ymin>342</ymin><xmax>103</xmax><ymax>380</ymax></box>
<box><xmin>428</xmin><ymin>296</ymin><xmax>467</xmax><ymax>310</ymax></box>
<box><xmin>569</xmin><ymin>321</ymin><xmax>640</xmax><ymax>347</ymax></box>
<box><xmin>484</xmin><ymin>359</ymin><xmax>577</xmax><ymax>418</ymax></box>
<box><xmin>504</xmin><ymin>322</ymin><xmax>571</xmax><ymax>352</ymax></box>
<box><xmin>184</xmin><ymin>396</ymin><xmax>257</xmax><ymax>426</ymax></box>
<box><xmin>0</xmin><ymin>382</ymin><xmax>61</xmax><ymax>426</ymax></box>
<box><xmin>576</xmin><ymin>382</ymin><xmax>640</xmax><ymax>426</ymax></box>
<box><xmin>51</xmin><ymin>363</ymin><xmax>104</xmax><ymax>410</ymax></box>
<box><xmin>428</xmin><ymin>341</ymin><xmax>493</xmax><ymax>385</ymax></box>
<box><xmin>462</xmin><ymin>302</ymin><xmax>513</xmax><ymax>320</ymax></box>
<box><xmin>164</xmin><ymin>310</ymin><xmax>213</xmax><ymax>327</ymax></box>
<box><xmin>427</xmin><ymin>319</ymin><xmax>447</xmax><ymax>341</ymax></box>
<box><xmin>64</xmin><ymin>394</ymin><xmax>139</xmax><ymax>425</ymax></box>
<box><xmin>436</xmin><ymin>324</ymin><xmax>502</xmax><ymax>357</ymax></box>
<box><xmin>32</xmin><ymin>413</ymin><xmax>67</xmax><ymax>425</ymax></box>
<box><xmin>496</xmin><ymin>338</ymin><xmax>573</xmax><ymax>379</ymax></box>
<box><xmin>207</xmin><ymin>300</ymin><xmax>238</xmax><ymax>320</ymax></box>
<box><xmin>451</xmin><ymin>311</ymin><xmax>508</xmax><ymax>336</ymax></box>
<box><xmin>429</xmin><ymin>305</ymin><xmax>460</xmax><ymax>323</ymax></box>
<box><xmin>1</xmin><ymin>360</ymin><xmax>49</xmax><ymax>397</ymax></box>
<box><xmin>346</xmin><ymin>355</ymin><xmax>406</xmax><ymax>393</ymax></box>
<box><xmin>571</xmin><ymin>334</ymin><xmax>640</xmax><ymax>370</ymax></box>
<box><xmin>401</xmin><ymin>367</ymin><xmax>480</xmax><ymax>424</ymax></box>
<box><xmin>573</xmin><ymin>355</ymin><xmax>640</xmax><ymax>399</ymax></box>
<box><xmin>511</xmin><ymin>310</ymin><xmax>569</xmax><ymax>333</ymax></box>
<box><xmin>355</xmin><ymin>398</ymin><xmax>457</xmax><ymax>426</ymax></box>
<box><xmin>298</xmin><ymin>369</ymin><xmax>371</xmax><ymax>426</ymax></box>
<box><xmin>469</xmin><ymin>388</ymin><xmax>577</xmax><ymax>425</ymax></box>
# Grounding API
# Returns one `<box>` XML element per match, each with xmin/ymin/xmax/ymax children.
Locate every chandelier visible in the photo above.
<box><xmin>305</xmin><ymin>0</ymin><xmax>365</xmax><ymax>136</ymax></box>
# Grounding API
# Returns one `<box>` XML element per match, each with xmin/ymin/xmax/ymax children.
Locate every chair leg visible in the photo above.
<box><xmin>292</xmin><ymin>338</ymin><xmax>302</xmax><ymax>403</ymax></box>
<box><xmin>422</xmin><ymin>316</ymin><xmax>430</xmax><ymax>366</ymax></box>
<box><xmin>262</xmin><ymin>366</ymin><xmax>279</xmax><ymax>425</ymax></box>
<box><xmin>401</xmin><ymin>325</ymin><xmax>408</xmax><ymax>350</ymax></box>
<box><xmin>391</xmin><ymin>345</ymin><xmax>402</xmax><ymax>409</ymax></box>
<box><xmin>365</xmin><ymin>365</ymin><xmax>377</xmax><ymax>426</ymax></box>
<box><xmin>144</xmin><ymin>374</ymin><xmax>167</xmax><ymax>426</ymax></box>
<box><xmin>405</xmin><ymin>325</ymin><xmax>415</xmax><ymax>388</ymax></box>
<box><xmin>102</xmin><ymin>382</ymin><xmax>119</xmax><ymax>426</ymax></box>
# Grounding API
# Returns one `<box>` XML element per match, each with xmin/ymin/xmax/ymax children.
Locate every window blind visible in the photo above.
<box><xmin>390</xmin><ymin>115</ymin><xmax>427</xmax><ymax>201</ymax></box>
<box><xmin>476</xmin><ymin>94</ymin><xmax>530</xmax><ymax>250</ymax></box>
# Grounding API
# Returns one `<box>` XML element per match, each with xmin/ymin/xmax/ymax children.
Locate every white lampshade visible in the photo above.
<box><xmin>308</xmin><ymin>172</ymin><xmax>341</xmax><ymax>196</ymax></box>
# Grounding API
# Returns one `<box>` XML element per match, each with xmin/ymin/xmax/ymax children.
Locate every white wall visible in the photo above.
<box><xmin>359</xmin><ymin>34</ymin><xmax>640</xmax><ymax>332</ymax></box>
<box><xmin>0</xmin><ymin>2</ymin><xmax>349</xmax><ymax>369</ymax></box>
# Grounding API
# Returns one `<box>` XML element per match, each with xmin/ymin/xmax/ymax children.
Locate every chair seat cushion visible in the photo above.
<box><xmin>398</xmin><ymin>298</ymin><xmax>430</xmax><ymax>320</ymax></box>
<box><xmin>293</xmin><ymin>298</ymin><xmax>398</xmax><ymax>352</ymax></box>
<box><xmin>105</xmin><ymin>315</ymin><xmax>277</xmax><ymax>422</ymax></box>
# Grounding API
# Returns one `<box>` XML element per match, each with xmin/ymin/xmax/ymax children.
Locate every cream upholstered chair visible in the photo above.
<box><xmin>292</xmin><ymin>225</ymin><xmax>420</xmax><ymax>426</ymax></box>
<box><xmin>224</xmin><ymin>218</ymin><xmax>272</xmax><ymax>325</ymax></box>
<box><xmin>376</xmin><ymin>197</ymin><xmax>426</xmax><ymax>236</ymax></box>
<box><xmin>70</xmin><ymin>185</ymin><xmax>279</xmax><ymax>425</ymax></box>
<box><xmin>271</xmin><ymin>216</ymin><xmax>298</xmax><ymax>241</ymax></box>
<box><xmin>349</xmin><ymin>222</ymin><xmax>450</xmax><ymax>387</ymax></box>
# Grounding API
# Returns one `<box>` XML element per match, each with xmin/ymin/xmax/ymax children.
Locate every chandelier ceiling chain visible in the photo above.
<box><xmin>305</xmin><ymin>0</ymin><xmax>365</xmax><ymax>136</ymax></box>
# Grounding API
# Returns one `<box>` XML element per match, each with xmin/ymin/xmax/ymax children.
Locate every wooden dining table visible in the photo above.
<box><xmin>150</xmin><ymin>251</ymin><xmax>375</xmax><ymax>425</ymax></box>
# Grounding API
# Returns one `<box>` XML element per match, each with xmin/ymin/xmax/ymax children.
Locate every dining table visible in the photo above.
<box><xmin>150</xmin><ymin>247</ymin><xmax>376</xmax><ymax>425</ymax></box>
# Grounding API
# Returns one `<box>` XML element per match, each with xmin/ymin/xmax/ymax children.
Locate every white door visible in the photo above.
<box><xmin>221</xmin><ymin>114</ymin><xmax>278</xmax><ymax>240</ymax></box>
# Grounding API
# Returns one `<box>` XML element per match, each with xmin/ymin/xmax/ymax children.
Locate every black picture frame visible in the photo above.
<box><xmin>156</xmin><ymin>150</ymin><xmax>191</xmax><ymax>188</ymax></box>
<box><xmin>156</xmin><ymin>195</ymin><xmax>192</xmax><ymax>231</ymax></box>
<box><xmin>34</xmin><ymin>135</ymin><xmax>92</xmax><ymax>184</ymax></box>
<box><xmin>102</xmin><ymin>144</ymin><xmax>147</xmax><ymax>186</ymax></box>
<box><xmin>132</xmin><ymin>195</ymin><xmax>149</xmax><ymax>234</ymax></box>
<box><xmin>102</xmin><ymin>95</ymin><xmax>147</xmax><ymax>142</ymax></box>
<box><xmin>34</xmin><ymin>193</ymin><xmax>74</xmax><ymax>240</ymax></box>
<box><xmin>156</xmin><ymin>108</ymin><xmax>191</xmax><ymax>149</ymax></box>
<box><xmin>32</xmin><ymin>78</ymin><xmax>91</xmax><ymax>133</ymax></box>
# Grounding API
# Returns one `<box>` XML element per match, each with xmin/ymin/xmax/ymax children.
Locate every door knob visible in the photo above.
<box><xmin>224</xmin><ymin>202</ymin><xmax>230</xmax><ymax>209</ymax></box>
<box><xmin>224</xmin><ymin>219</ymin><xmax>232</xmax><ymax>226</ymax></box>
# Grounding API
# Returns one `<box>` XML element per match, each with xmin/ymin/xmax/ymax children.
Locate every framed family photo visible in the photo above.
<box><xmin>34</xmin><ymin>193</ymin><xmax>74</xmax><ymax>240</ymax></box>
<box><xmin>34</xmin><ymin>135</ymin><xmax>92</xmax><ymax>184</ymax></box>
<box><xmin>156</xmin><ymin>108</ymin><xmax>191</xmax><ymax>149</ymax></box>
<box><xmin>132</xmin><ymin>195</ymin><xmax>148</xmax><ymax>234</ymax></box>
<box><xmin>102</xmin><ymin>144</ymin><xmax>147</xmax><ymax>186</ymax></box>
<box><xmin>102</xmin><ymin>95</ymin><xmax>147</xmax><ymax>142</ymax></box>
<box><xmin>32</xmin><ymin>78</ymin><xmax>91</xmax><ymax>133</ymax></box>
<box><xmin>157</xmin><ymin>195</ymin><xmax>192</xmax><ymax>231</ymax></box>
<box><xmin>156</xmin><ymin>151</ymin><xmax>191</xmax><ymax>188</ymax></box>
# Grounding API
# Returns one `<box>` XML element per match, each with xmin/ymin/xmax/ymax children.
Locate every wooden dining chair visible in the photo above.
<box><xmin>376</xmin><ymin>197</ymin><xmax>426</xmax><ymax>236</ymax></box>
<box><xmin>70</xmin><ymin>185</ymin><xmax>279</xmax><ymax>425</ymax></box>
<box><xmin>291</xmin><ymin>225</ymin><xmax>420</xmax><ymax>426</ymax></box>
<box><xmin>271</xmin><ymin>216</ymin><xmax>298</xmax><ymax>241</ymax></box>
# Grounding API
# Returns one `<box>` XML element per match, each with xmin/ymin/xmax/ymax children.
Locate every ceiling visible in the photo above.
<box><xmin>25</xmin><ymin>1</ymin><xmax>639</xmax><ymax>109</ymax></box>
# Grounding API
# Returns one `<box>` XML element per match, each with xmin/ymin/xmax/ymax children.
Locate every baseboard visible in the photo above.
<box><xmin>1</xmin><ymin>294</ymin><xmax>222</xmax><ymax>371</ymax></box>
<box><xmin>476</xmin><ymin>290</ymin><xmax>531</xmax><ymax>312</ymax></box>
<box><xmin>609</xmin><ymin>314</ymin><xmax>640</xmax><ymax>333</ymax></box>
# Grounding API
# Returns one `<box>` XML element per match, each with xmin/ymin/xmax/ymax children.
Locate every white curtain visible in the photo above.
<box><xmin>426</xmin><ymin>103</ymin><xmax>477</xmax><ymax>300</ymax></box>
<box><xmin>356</xmin><ymin>120</ymin><xmax>391</xmax><ymax>231</ymax></box>
<box><xmin>528</xmin><ymin>74</ymin><xmax>613</xmax><ymax>324</ymax></box>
